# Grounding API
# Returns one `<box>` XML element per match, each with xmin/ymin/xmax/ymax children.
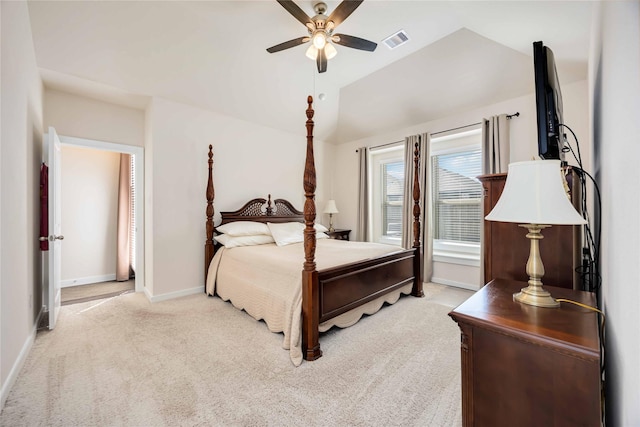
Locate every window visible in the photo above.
<box><xmin>370</xmin><ymin>144</ymin><xmax>405</xmax><ymax>245</ymax></box>
<box><xmin>430</xmin><ymin>127</ymin><xmax>483</xmax><ymax>265</ymax></box>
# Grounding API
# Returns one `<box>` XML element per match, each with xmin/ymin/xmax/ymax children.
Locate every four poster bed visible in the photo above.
<box><xmin>204</xmin><ymin>96</ymin><xmax>423</xmax><ymax>365</ymax></box>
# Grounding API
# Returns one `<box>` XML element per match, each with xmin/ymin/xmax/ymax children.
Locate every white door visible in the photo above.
<box><xmin>48</xmin><ymin>127</ymin><xmax>63</xmax><ymax>329</ymax></box>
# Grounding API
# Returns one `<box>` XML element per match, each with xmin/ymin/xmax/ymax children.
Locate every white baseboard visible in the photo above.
<box><xmin>431</xmin><ymin>277</ymin><xmax>480</xmax><ymax>291</ymax></box>
<box><xmin>143</xmin><ymin>286</ymin><xmax>153</xmax><ymax>301</ymax></box>
<box><xmin>61</xmin><ymin>274</ymin><xmax>116</xmax><ymax>288</ymax></box>
<box><xmin>147</xmin><ymin>286</ymin><xmax>204</xmax><ymax>303</ymax></box>
<box><xmin>1</xmin><ymin>305</ymin><xmax>44</xmax><ymax>410</ymax></box>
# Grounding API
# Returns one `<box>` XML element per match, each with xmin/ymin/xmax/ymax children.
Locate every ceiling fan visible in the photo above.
<box><xmin>266</xmin><ymin>0</ymin><xmax>377</xmax><ymax>73</ymax></box>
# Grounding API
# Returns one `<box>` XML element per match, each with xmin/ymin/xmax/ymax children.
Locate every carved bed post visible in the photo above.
<box><xmin>302</xmin><ymin>95</ymin><xmax>322</xmax><ymax>360</ymax></box>
<box><xmin>412</xmin><ymin>140</ymin><xmax>425</xmax><ymax>297</ymax></box>
<box><xmin>205</xmin><ymin>144</ymin><xmax>216</xmax><ymax>289</ymax></box>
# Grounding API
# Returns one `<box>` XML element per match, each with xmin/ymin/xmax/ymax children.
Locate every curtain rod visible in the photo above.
<box><xmin>355</xmin><ymin>140</ymin><xmax>403</xmax><ymax>153</ymax></box>
<box><xmin>432</xmin><ymin>112</ymin><xmax>520</xmax><ymax>136</ymax></box>
<box><xmin>355</xmin><ymin>112</ymin><xmax>519</xmax><ymax>152</ymax></box>
<box><xmin>431</xmin><ymin>122</ymin><xmax>482</xmax><ymax>136</ymax></box>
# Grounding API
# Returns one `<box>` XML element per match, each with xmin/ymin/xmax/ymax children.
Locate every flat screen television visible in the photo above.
<box><xmin>533</xmin><ymin>41</ymin><xmax>564</xmax><ymax>160</ymax></box>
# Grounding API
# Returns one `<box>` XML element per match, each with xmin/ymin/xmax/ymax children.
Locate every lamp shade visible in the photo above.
<box><xmin>324</xmin><ymin>43</ymin><xmax>337</xmax><ymax>59</ymax></box>
<box><xmin>305</xmin><ymin>45</ymin><xmax>318</xmax><ymax>60</ymax></box>
<box><xmin>485</xmin><ymin>160</ymin><xmax>586</xmax><ymax>225</ymax></box>
<box><xmin>323</xmin><ymin>200</ymin><xmax>339</xmax><ymax>214</ymax></box>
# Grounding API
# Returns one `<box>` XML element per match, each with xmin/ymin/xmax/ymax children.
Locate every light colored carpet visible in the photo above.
<box><xmin>0</xmin><ymin>289</ymin><xmax>463</xmax><ymax>426</ymax></box>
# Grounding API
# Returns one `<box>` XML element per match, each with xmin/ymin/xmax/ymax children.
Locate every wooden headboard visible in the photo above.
<box><xmin>219</xmin><ymin>195</ymin><xmax>304</xmax><ymax>225</ymax></box>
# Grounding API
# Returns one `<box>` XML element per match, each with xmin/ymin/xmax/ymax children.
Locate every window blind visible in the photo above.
<box><xmin>382</xmin><ymin>160</ymin><xmax>404</xmax><ymax>237</ymax></box>
<box><xmin>432</xmin><ymin>149</ymin><xmax>483</xmax><ymax>243</ymax></box>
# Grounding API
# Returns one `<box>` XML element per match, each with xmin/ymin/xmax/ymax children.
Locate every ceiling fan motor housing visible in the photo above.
<box><xmin>313</xmin><ymin>2</ymin><xmax>328</xmax><ymax>15</ymax></box>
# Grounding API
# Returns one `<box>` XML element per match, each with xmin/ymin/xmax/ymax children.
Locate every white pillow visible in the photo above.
<box><xmin>267</xmin><ymin>222</ymin><xmax>304</xmax><ymax>246</ymax></box>
<box><xmin>267</xmin><ymin>222</ymin><xmax>329</xmax><ymax>246</ymax></box>
<box><xmin>314</xmin><ymin>223</ymin><xmax>329</xmax><ymax>232</ymax></box>
<box><xmin>216</xmin><ymin>221</ymin><xmax>270</xmax><ymax>237</ymax></box>
<box><xmin>214</xmin><ymin>233</ymin><xmax>274</xmax><ymax>248</ymax></box>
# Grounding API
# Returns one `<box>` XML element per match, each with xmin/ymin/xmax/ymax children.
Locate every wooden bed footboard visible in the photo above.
<box><xmin>317</xmin><ymin>248</ymin><xmax>418</xmax><ymax>321</ymax></box>
<box><xmin>302</xmin><ymin>247</ymin><xmax>422</xmax><ymax>360</ymax></box>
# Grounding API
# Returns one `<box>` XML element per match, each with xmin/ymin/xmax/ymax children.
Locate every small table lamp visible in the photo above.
<box><xmin>324</xmin><ymin>200</ymin><xmax>339</xmax><ymax>232</ymax></box>
<box><xmin>485</xmin><ymin>160</ymin><xmax>586</xmax><ymax>308</ymax></box>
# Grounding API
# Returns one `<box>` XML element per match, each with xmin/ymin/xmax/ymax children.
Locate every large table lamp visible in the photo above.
<box><xmin>485</xmin><ymin>160</ymin><xmax>586</xmax><ymax>308</ymax></box>
<box><xmin>324</xmin><ymin>200</ymin><xmax>339</xmax><ymax>232</ymax></box>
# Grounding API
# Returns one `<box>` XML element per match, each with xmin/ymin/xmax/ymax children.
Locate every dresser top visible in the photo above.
<box><xmin>449</xmin><ymin>279</ymin><xmax>600</xmax><ymax>359</ymax></box>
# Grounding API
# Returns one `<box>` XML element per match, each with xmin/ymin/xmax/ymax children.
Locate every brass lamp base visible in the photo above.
<box><xmin>513</xmin><ymin>285</ymin><xmax>560</xmax><ymax>308</ymax></box>
<box><xmin>513</xmin><ymin>224</ymin><xmax>560</xmax><ymax>308</ymax></box>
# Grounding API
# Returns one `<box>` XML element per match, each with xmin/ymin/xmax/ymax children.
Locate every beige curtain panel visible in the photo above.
<box><xmin>482</xmin><ymin>114</ymin><xmax>510</xmax><ymax>174</ymax></box>
<box><xmin>480</xmin><ymin>114</ymin><xmax>510</xmax><ymax>282</ymax></box>
<box><xmin>356</xmin><ymin>147</ymin><xmax>370</xmax><ymax>242</ymax></box>
<box><xmin>116</xmin><ymin>153</ymin><xmax>132</xmax><ymax>281</ymax></box>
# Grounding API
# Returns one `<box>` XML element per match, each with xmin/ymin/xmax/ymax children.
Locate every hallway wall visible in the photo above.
<box><xmin>60</xmin><ymin>146</ymin><xmax>120</xmax><ymax>286</ymax></box>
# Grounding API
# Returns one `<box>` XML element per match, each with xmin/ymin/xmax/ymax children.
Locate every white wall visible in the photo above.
<box><xmin>0</xmin><ymin>1</ymin><xmax>44</xmax><ymax>408</ymax></box>
<box><xmin>590</xmin><ymin>2</ymin><xmax>640</xmax><ymax>425</ymax></box>
<box><xmin>44</xmin><ymin>89</ymin><xmax>145</xmax><ymax>147</ymax></box>
<box><xmin>60</xmin><ymin>146</ymin><xmax>120</xmax><ymax>286</ymax></box>
<box><xmin>333</xmin><ymin>80</ymin><xmax>589</xmax><ymax>289</ymax></box>
<box><xmin>145</xmin><ymin>97</ymin><xmax>330</xmax><ymax>299</ymax></box>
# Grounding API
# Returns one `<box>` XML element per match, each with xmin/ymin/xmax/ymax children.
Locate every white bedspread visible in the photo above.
<box><xmin>206</xmin><ymin>239</ymin><xmax>412</xmax><ymax>366</ymax></box>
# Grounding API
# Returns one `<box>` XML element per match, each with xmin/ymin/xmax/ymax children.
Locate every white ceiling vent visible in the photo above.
<box><xmin>382</xmin><ymin>30</ymin><xmax>410</xmax><ymax>49</ymax></box>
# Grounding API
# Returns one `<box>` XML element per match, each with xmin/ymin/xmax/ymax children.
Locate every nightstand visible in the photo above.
<box><xmin>325</xmin><ymin>229</ymin><xmax>350</xmax><ymax>241</ymax></box>
<box><xmin>449</xmin><ymin>279</ymin><xmax>601</xmax><ymax>426</ymax></box>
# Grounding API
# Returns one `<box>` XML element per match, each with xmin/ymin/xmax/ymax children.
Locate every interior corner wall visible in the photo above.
<box><xmin>589</xmin><ymin>2</ymin><xmax>640</xmax><ymax>425</ymax></box>
<box><xmin>332</xmin><ymin>80</ymin><xmax>589</xmax><ymax>289</ymax></box>
<box><xmin>60</xmin><ymin>146</ymin><xmax>120</xmax><ymax>285</ymax></box>
<box><xmin>145</xmin><ymin>97</ymin><xmax>327</xmax><ymax>299</ymax></box>
<box><xmin>0</xmin><ymin>0</ymin><xmax>44</xmax><ymax>408</ymax></box>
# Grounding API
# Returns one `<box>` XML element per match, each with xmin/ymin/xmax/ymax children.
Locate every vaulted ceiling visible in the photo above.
<box><xmin>27</xmin><ymin>1</ymin><xmax>593</xmax><ymax>143</ymax></box>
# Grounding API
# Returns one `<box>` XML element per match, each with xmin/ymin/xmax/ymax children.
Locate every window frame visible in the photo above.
<box><xmin>369</xmin><ymin>144</ymin><xmax>405</xmax><ymax>246</ymax></box>
<box><xmin>430</xmin><ymin>126</ymin><xmax>483</xmax><ymax>266</ymax></box>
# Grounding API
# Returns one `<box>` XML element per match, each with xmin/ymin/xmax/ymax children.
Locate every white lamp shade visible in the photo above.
<box><xmin>323</xmin><ymin>200</ymin><xmax>339</xmax><ymax>214</ymax></box>
<box><xmin>305</xmin><ymin>45</ymin><xmax>318</xmax><ymax>60</ymax></box>
<box><xmin>324</xmin><ymin>43</ymin><xmax>337</xmax><ymax>59</ymax></box>
<box><xmin>485</xmin><ymin>160</ymin><xmax>586</xmax><ymax>225</ymax></box>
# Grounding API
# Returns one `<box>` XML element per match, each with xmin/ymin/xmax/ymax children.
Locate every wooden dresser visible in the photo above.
<box><xmin>478</xmin><ymin>169</ymin><xmax>582</xmax><ymax>289</ymax></box>
<box><xmin>449</xmin><ymin>279</ymin><xmax>601</xmax><ymax>426</ymax></box>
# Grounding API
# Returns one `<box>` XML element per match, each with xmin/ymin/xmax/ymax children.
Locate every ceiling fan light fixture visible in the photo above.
<box><xmin>305</xmin><ymin>45</ymin><xmax>318</xmax><ymax>60</ymax></box>
<box><xmin>324</xmin><ymin>43</ymin><xmax>337</xmax><ymax>59</ymax></box>
<box><xmin>312</xmin><ymin>31</ymin><xmax>327</xmax><ymax>49</ymax></box>
<box><xmin>267</xmin><ymin>0</ymin><xmax>377</xmax><ymax>73</ymax></box>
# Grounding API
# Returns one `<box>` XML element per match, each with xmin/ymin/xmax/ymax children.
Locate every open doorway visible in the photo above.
<box><xmin>53</xmin><ymin>134</ymin><xmax>144</xmax><ymax>304</ymax></box>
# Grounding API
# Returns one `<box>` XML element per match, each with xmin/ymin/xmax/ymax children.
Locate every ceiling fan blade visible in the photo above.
<box><xmin>266</xmin><ymin>36</ymin><xmax>309</xmax><ymax>53</ymax></box>
<box><xmin>317</xmin><ymin>47</ymin><xmax>327</xmax><ymax>73</ymax></box>
<box><xmin>276</xmin><ymin>0</ymin><xmax>313</xmax><ymax>27</ymax></box>
<box><xmin>333</xmin><ymin>33</ymin><xmax>377</xmax><ymax>52</ymax></box>
<box><xmin>327</xmin><ymin>0</ymin><xmax>364</xmax><ymax>27</ymax></box>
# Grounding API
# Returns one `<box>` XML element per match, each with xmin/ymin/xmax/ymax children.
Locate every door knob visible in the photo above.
<box><xmin>47</xmin><ymin>235</ymin><xmax>64</xmax><ymax>241</ymax></box>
